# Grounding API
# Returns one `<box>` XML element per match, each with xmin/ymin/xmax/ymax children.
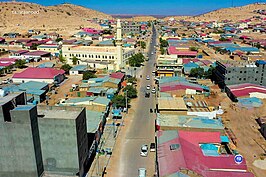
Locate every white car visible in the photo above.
<box><xmin>146</xmin><ymin>75</ymin><xmax>150</xmax><ymax>80</ymax></box>
<box><xmin>151</xmin><ymin>88</ymin><xmax>156</xmax><ymax>94</ymax></box>
<box><xmin>146</xmin><ymin>85</ymin><xmax>151</xmax><ymax>90</ymax></box>
<box><xmin>138</xmin><ymin>168</ymin><xmax>146</xmax><ymax>177</ymax></box>
<box><xmin>151</xmin><ymin>52</ymin><xmax>154</xmax><ymax>55</ymax></box>
<box><xmin>140</xmin><ymin>144</ymin><xmax>148</xmax><ymax>157</ymax></box>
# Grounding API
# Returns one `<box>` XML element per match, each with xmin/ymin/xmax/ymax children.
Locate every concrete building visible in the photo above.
<box><xmin>121</xmin><ymin>21</ymin><xmax>141</xmax><ymax>34</ymax></box>
<box><xmin>37</xmin><ymin>105</ymin><xmax>89</xmax><ymax>177</ymax></box>
<box><xmin>0</xmin><ymin>92</ymin><xmax>90</xmax><ymax>177</ymax></box>
<box><xmin>214</xmin><ymin>60</ymin><xmax>266</xmax><ymax>89</ymax></box>
<box><xmin>62</xmin><ymin>19</ymin><xmax>136</xmax><ymax>71</ymax></box>
<box><xmin>0</xmin><ymin>92</ymin><xmax>44</xmax><ymax>177</ymax></box>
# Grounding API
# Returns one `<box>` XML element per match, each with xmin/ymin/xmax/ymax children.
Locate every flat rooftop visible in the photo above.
<box><xmin>158</xmin><ymin>97</ymin><xmax>187</xmax><ymax>111</ymax></box>
<box><xmin>157</xmin><ymin>114</ymin><xmax>224</xmax><ymax>129</ymax></box>
<box><xmin>0</xmin><ymin>92</ymin><xmax>24</xmax><ymax>106</ymax></box>
<box><xmin>37</xmin><ymin>106</ymin><xmax>83</xmax><ymax>119</ymax></box>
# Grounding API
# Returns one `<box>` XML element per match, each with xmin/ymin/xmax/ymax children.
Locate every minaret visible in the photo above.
<box><xmin>116</xmin><ymin>19</ymin><xmax>123</xmax><ymax>71</ymax></box>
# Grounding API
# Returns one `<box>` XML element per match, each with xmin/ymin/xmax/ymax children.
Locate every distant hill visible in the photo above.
<box><xmin>164</xmin><ymin>3</ymin><xmax>266</xmax><ymax>22</ymax></box>
<box><xmin>0</xmin><ymin>2</ymin><xmax>112</xmax><ymax>36</ymax></box>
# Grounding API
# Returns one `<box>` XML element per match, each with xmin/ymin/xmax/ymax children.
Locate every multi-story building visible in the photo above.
<box><xmin>62</xmin><ymin>19</ymin><xmax>136</xmax><ymax>71</ymax></box>
<box><xmin>0</xmin><ymin>92</ymin><xmax>44</xmax><ymax>177</ymax></box>
<box><xmin>213</xmin><ymin>60</ymin><xmax>266</xmax><ymax>89</ymax></box>
<box><xmin>62</xmin><ymin>45</ymin><xmax>135</xmax><ymax>71</ymax></box>
<box><xmin>0</xmin><ymin>92</ymin><xmax>89</xmax><ymax>177</ymax></box>
<box><xmin>156</xmin><ymin>55</ymin><xmax>183</xmax><ymax>77</ymax></box>
<box><xmin>37</xmin><ymin>105</ymin><xmax>88</xmax><ymax>177</ymax></box>
<box><xmin>121</xmin><ymin>22</ymin><xmax>141</xmax><ymax>34</ymax></box>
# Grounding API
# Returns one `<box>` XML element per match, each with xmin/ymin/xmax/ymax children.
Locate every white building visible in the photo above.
<box><xmin>62</xmin><ymin>19</ymin><xmax>136</xmax><ymax>71</ymax></box>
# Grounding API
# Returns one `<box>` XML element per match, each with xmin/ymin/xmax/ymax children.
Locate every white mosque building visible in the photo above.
<box><xmin>62</xmin><ymin>19</ymin><xmax>136</xmax><ymax>71</ymax></box>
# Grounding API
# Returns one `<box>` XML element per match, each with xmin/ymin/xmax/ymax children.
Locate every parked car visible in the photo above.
<box><xmin>151</xmin><ymin>88</ymin><xmax>156</xmax><ymax>94</ymax></box>
<box><xmin>146</xmin><ymin>85</ymin><xmax>151</xmax><ymax>90</ymax></box>
<box><xmin>140</xmin><ymin>144</ymin><xmax>148</xmax><ymax>157</ymax></box>
<box><xmin>138</xmin><ymin>168</ymin><xmax>146</xmax><ymax>177</ymax></box>
<box><xmin>150</xmin><ymin>143</ymin><xmax>155</xmax><ymax>152</ymax></box>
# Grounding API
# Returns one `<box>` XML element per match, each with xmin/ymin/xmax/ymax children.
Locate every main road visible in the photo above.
<box><xmin>118</xmin><ymin>24</ymin><xmax>158</xmax><ymax>176</ymax></box>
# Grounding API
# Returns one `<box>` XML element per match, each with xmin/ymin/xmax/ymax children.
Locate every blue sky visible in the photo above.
<box><xmin>3</xmin><ymin>0</ymin><xmax>266</xmax><ymax>15</ymax></box>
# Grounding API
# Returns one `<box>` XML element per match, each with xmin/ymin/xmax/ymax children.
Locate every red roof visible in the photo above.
<box><xmin>158</xmin><ymin>130</ymin><xmax>253</xmax><ymax>177</ymax></box>
<box><xmin>13</xmin><ymin>67</ymin><xmax>65</xmax><ymax>79</ymax></box>
<box><xmin>13</xmin><ymin>50</ymin><xmax>29</xmax><ymax>54</ymax></box>
<box><xmin>0</xmin><ymin>58</ymin><xmax>17</xmax><ymax>62</ymax></box>
<box><xmin>228</xmin><ymin>83</ymin><xmax>266</xmax><ymax>97</ymax></box>
<box><xmin>23</xmin><ymin>51</ymin><xmax>51</xmax><ymax>56</ymax></box>
<box><xmin>110</xmin><ymin>72</ymin><xmax>125</xmax><ymax>80</ymax></box>
<box><xmin>182</xmin><ymin>58</ymin><xmax>200</xmax><ymax>64</ymax></box>
<box><xmin>0</xmin><ymin>62</ymin><xmax>13</xmax><ymax>67</ymax></box>
<box><xmin>168</xmin><ymin>46</ymin><xmax>197</xmax><ymax>56</ymax></box>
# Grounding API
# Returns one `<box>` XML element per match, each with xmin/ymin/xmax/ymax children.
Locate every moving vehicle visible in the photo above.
<box><xmin>145</xmin><ymin>92</ymin><xmax>150</xmax><ymax>98</ymax></box>
<box><xmin>138</xmin><ymin>168</ymin><xmax>146</xmax><ymax>177</ymax></box>
<box><xmin>151</xmin><ymin>88</ymin><xmax>156</xmax><ymax>94</ymax></box>
<box><xmin>150</xmin><ymin>143</ymin><xmax>156</xmax><ymax>152</ymax></box>
<box><xmin>146</xmin><ymin>85</ymin><xmax>151</xmax><ymax>90</ymax></box>
<box><xmin>151</xmin><ymin>52</ymin><xmax>154</xmax><ymax>55</ymax></box>
<box><xmin>140</xmin><ymin>144</ymin><xmax>148</xmax><ymax>157</ymax></box>
<box><xmin>146</xmin><ymin>75</ymin><xmax>150</xmax><ymax>80</ymax></box>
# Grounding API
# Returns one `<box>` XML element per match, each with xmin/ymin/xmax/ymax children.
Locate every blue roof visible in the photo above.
<box><xmin>98</xmin><ymin>40</ymin><xmax>114</xmax><ymax>46</ymax></box>
<box><xmin>200</xmin><ymin>143</ymin><xmax>219</xmax><ymax>156</ymax></box>
<box><xmin>183</xmin><ymin>62</ymin><xmax>199</xmax><ymax>68</ymax></box>
<box><xmin>256</xmin><ymin>60</ymin><xmax>266</xmax><ymax>65</ymax></box>
<box><xmin>86</xmin><ymin>110</ymin><xmax>103</xmax><ymax>132</ymax></box>
<box><xmin>13</xmin><ymin>105</ymin><xmax>35</xmax><ymax>111</ymax></box>
<box><xmin>25</xmin><ymin>89</ymin><xmax>46</xmax><ymax>96</ymax></box>
<box><xmin>87</xmin><ymin>87</ymin><xmax>108</xmax><ymax>94</ymax></box>
<box><xmin>38</xmin><ymin>62</ymin><xmax>54</xmax><ymax>68</ymax></box>
<box><xmin>94</xmin><ymin>97</ymin><xmax>110</xmax><ymax>106</ymax></box>
<box><xmin>159</xmin><ymin>76</ymin><xmax>187</xmax><ymax>85</ymax></box>
<box><xmin>70</xmin><ymin>65</ymin><xmax>87</xmax><ymax>71</ymax></box>
<box><xmin>220</xmin><ymin>136</ymin><xmax>229</xmax><ymax>143</ymax></box>
<box><xmin>19</xmin><ymin>81</ymin><xmax>48</xmax><ymax>90</ymax></box>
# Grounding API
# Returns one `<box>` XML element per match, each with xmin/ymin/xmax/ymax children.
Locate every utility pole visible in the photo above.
<box><xmin>125</xmin><ymin>90</ymin><xmax>128</xmax><ymax>114</ymax></box>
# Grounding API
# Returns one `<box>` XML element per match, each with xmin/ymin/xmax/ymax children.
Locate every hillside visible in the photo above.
<box><xmin>164</xmin><ymin>3</ymin><xmax>266</xmax><ymax>22</ymax></box>
<box><xmin>0</xmin><ymin>2</ymin><xmax>112</xmax><ymax>36</ymax></box>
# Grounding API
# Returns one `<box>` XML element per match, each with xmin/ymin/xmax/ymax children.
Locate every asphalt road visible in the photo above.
<box><xmin>119</xmin><ymin>25</ymin><xmax>157</xmax><ymax>176</ymax></box>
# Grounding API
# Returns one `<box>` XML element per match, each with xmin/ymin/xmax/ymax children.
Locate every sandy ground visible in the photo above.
<box><xmin>0</xmin><ymin>2</ymin><xmax>112</xmax><ymax>36</ymax></box>
<box><xmin>165</xmin><ymin>4</ymin><xmax>266</xmax><ymax>22</ymax></box>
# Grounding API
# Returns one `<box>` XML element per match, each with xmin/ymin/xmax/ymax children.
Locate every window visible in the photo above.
<box><xmin>227</xmin><ymin>78</ymin><xmax>230</xmax><ymax>80</ymax></box>
<box><xmin>244</xmin><ymin>71</ymin><xmax>246</xmax><ymax>73</ymax></box>
<box><xmin>255</xmin><ymin>78</ymin><xmax>258</xmax><ymax>81</ymax></box>
<box><xmin>243</xmin><ymin>78</ymin><xmax>246</xmax><ymax>81</ymax></box>
<box><xmin>256</xmin><ymin>71</ymin><xmax>259</xmax><ymax>73</ymax></box>
<box><xmin>170</xmin><ymin>144</ymin><xmax>180</xmax><ymax>151</ymax></box>
<box><xmin>240</xmin><ymin>71</ymin><xmax>242</xmax><ymax>73</ymax></box>
<box><xmin>239</xmin><ymin>78</ymin><xmax>242</xmax><ymax>81</ymax></box>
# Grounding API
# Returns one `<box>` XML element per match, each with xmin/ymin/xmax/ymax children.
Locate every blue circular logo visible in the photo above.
<box><xmin>234</xmin><ymin>154</ymin><xmax>243</xmax><ymax>164</ymax></box>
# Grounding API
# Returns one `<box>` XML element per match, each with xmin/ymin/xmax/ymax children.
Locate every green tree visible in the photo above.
<box><xmin>71</xmin><ymin>56</ymin><xmax>79</xmax><ymax>65</ymax></box>
<box><xmin>82</xmin><ymin>71</ymin><xmax>96</xmax><ymax>80</ymax></box>
<box><xmin>127</xmin><ymin>77</ymin><xmax>137</xmax><ymax>84</ymax></box>
<box><xmin>159</xmin><ymin>38</ymin><xmax>168</xmax><ymax>48</ymax></box>
<box><xmin>111</xmin><ymin>95</ymin><xmax>128</xmax><ymax>108</ymax></box>
<box><xmin>203</xmin><ymin>66</ymin><xmax>214</xmax><ymax>79</ymax></box>
<box><xmin>128</xmin><ymin>53</ymin><xmax>145</xmax><ymax>67</ymax></box>
<box><xmin>189</xmin><ymin>67</ymin><xmax>204</xmax><ymax>78</ymax></box>
<box><xmin>219</xmin><ymin>37</ymin><xmax>227</xmax><ymax>41</ymax></box>
<box><xmin>147</xmin><ymin>21</ymin><xmax>151</xmax><ymax>27</ymax></box>
<box><xmin>55</xmin><ymin>37</ymin><xmax>63</xmax><ymax>42</ymax></box>
<box><xmin>189</xmin><ymin>46</ymin><xmax>198</xmax><ymax>51</ymax></box>
<box><xmin>160</xmin><ymin>47</ymin><xmax>165</xmax><ymax>55</ymax></box>
<box><xmin>112</xmin><ymin>40</ymin><xmax>116</xmax><ymax>46</ymax></box>
<box><xmin>60</xmin><ymin>64</ymin><xmax>72</xmax><ymax>74</ymax></box>
<box><xmin>124</xmin><ymin>85</ymin><xmax>137</xmax><ymax>98</ymax></box>
<box><xmin>140</xmin><ymin>41</ymin><xmax>146</xmax><ymax>49</ymax></box>
<box><xmin>14</xmin><ymin>60</ymin><xmax>26</xmax><ymax>69</ymax></box>
<box><xmin>31</xmin><ymin>43</ymin><xmax>38</xmax><ymax>50</ymax></box>
<box><xmin>59</xmin><ymin>54</ymin><xmax>66</xmax><ymax>63</ymax></box>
